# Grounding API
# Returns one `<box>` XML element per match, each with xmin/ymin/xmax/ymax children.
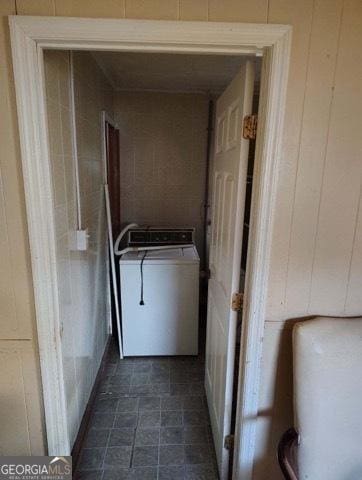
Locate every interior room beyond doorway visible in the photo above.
<box><xmin>43</xmin><ymin>47</ymin><xmax>261</xmax><ymax>480</ymax></box>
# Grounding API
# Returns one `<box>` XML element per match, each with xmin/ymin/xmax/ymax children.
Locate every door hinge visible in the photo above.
<box><xmin>231</xmin><ymin>292</ymin><xmax>243</xmax><ymax>312</ymax></box>
<box><xmin>224</xmin><ymin>434</ymin><xmax>235</xmax><ymax>451</ymax></box>
<box><xmin>243</xmin><ymin>114</ymin><xmax>258</xmax><ymax>140</ymax></box>
<box><xmin>207</xmin><ymin>268</ymin><xmax>212</xmax><ymax>280</ymax></box>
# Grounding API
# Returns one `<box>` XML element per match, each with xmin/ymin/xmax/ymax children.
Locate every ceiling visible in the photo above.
<box><xmin>91</xmin><ymin>51</ymin><xmax>261</xmax><ymax>95</ymax></box>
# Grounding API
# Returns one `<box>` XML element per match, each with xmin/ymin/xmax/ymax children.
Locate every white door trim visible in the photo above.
<box><xmin>9</xmin><ymin>16</ymin><xmax>292</xmax><ymax>475</ymax></box>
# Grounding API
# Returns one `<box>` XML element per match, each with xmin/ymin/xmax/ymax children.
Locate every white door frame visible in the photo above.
<box><xmin>9</xmin><ymin>16</ymin><xmax>291</xmax><ymax>477</ymax></box>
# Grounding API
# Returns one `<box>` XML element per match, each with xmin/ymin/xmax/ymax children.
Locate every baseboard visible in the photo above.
<box><xmin>71</xmin><ymin>335</ymin><xmax>112</xmax><ymax>470</ymax></box>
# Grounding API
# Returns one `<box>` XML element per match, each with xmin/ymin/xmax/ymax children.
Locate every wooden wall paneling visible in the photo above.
<box><xmin>285</xmin><ymin>0</ymin><xmax>344</xmax><ymax>317</ymax></box>
<box><xmin>344</xmin><ymin>188</ymin><xmax>362</xmax><ymax>314</ymax></box>
<box><xmin>124</xmin><ymin>0</ymin><xmax>179</xmax><ymax>20</ymax></box>
<box><xmin>0</xmin><ymin>1</ymin><xmax>15</xmax><ymax>68</ymax></box>
<box><xmin>0</xmin><ymin>341</ymin><xmax>45</xmax><ymax>455</ymax></box>
<box><xmin>208</xmin><ymin>0</ymin><xmax>268</xmax><ymax>23</ymax></box>
<box><xmin>16</xmin><ymin>0</ymin><xmax>55</xmax><ymax>15</ymax></box>
<box><xmin>19</xmin><ymin>341</ymin><xmax>46</xmax><ymax>454</ymax></box>
<box><xmin>266</xmin><ymin>0</ymin><xmax>315</xmax><ymax>320</ymax></box>
<box><xmin>0</xmin><ymin>0</ymin><xmax>35</xmax><ymax>339</ymax></box>
<box><xmin>55</xmin><ymin>0</ymin><xmax>125</xmax><ymax>18</ymax></box>
<box><xmin>179</xmin><ymin>0</ymin><xmax>208</xmax><ymax>21</ymax></box>
<box><xmin>309</xmin><ymin>0</ymin><xmax>362</xmax><ymax>314</ymax></box>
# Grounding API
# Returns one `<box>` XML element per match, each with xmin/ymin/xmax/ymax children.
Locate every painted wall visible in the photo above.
<box><xmin>43</xmin><ymin>50</ymin><xmax>113</xmax><ymax>446</ymax></box>
<box><xmin>113</xmin><ymin>91</ymin><xmax>208</xmax><ymax>262</ymax></box>
<box><xmin>0</xmin><ymin>0</ymin><xmax>361</xmax><ymax>475</ymax></box>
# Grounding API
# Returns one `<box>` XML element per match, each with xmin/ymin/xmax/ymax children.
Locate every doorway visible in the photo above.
<box><xmin>58</xmin><ymin>49</ymin><xmax>260</xmax><ymax>479</ymax></box>
<box><xmin>10</xmin><ymin>16</ymin><xmax>291</xmax><ymax>480</ymax></box>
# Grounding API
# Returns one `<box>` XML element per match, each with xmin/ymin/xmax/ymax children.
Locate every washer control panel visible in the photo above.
<box><xmin>128</xmin><ymin>227</ymin><xmax>194</xmax><ymax>246</ymax></box>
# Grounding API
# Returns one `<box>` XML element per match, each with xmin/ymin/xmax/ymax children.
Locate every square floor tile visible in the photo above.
<box><xmin>116</xmin><ymin>363</ymin><xmax>134</xmax><ymax>375</ymax></box>
<box><xmin>152</xmin><ymin>359</ymin><xmax>170</xmax><ymax>368</ymax></box>
<box><xmin>128</xmin><ymin>467</ymin><xmax>158</xmax><ymax>479</ymax></box>
<box><xmin>97</xmin><ymin>391</ymin><xmax>118</xmax><ymax>401</ymax></box>
<box><xmin>108</xmin><ymin>428</ymin><xmax>135</xmax><ymax>447</ymax></box>
<box><xmin>160</xmin><ymin>427</ymin><xmax>183</xmax><ymax>445</ymax></box>
<box><xmin>103</xmin><ymin>446</ymin><xmax>132</xmax><ymax>469</ymax></box>
<box><xmin>114</xmin><ymin>413</ymin><xmax>137</xmax><ymax>428</ymax></box>
<box><xmin>149</xmin><ymin>371</ymin><xmax>170</xmax><ymax>383</ymax></box>
<box><xmin>182</xmin><ymin>396</ymin><xmax>205</xmax><ymax>410</ymax></box>
<box><xmin>109</xmin><ymin>374</ymin><xmax>132</xmax><ymax>386</ymax></box>
<box><xmin>158</xmin><ymin>465</ymin><xmax>185</xmax><ymax>480</ymax></box>
<box><xmin>135</xmin><ymin>428</ymin><xmax>160</xmax><ymax>446</ymax></box>
<box><xmin>161</xmin><ymin>411</ymin><xmax>182</xmax><ymax>427</ymax></box>
<box><xmin>170</xmin><ymin>370</ymin><xmax>189</xmax><ymax>383</ymax></box>
<box><xmin>206</xmin><ymin>425</ymin><xmax>213</xmax><ymax>442</ymax></box>
<box><xmin>74</xmin><ymin>470</ymin><xmax>103</xmax><ymax>480</ymax></box>
<box><xmin>161</xmin><ymin>396</ymin><xmax>182</xmax><ymax>411</ymax></box>
<box><xmin>132</xmin><ymin>446</ymin><xmax>159</xmax><ymax>467</ymax></box>
<box><xmin>189</xmin><ymin>383</ymin><xmax>205</xmax><ymax>395</ymax></box>
<box><xmin>99</xmin><ymin>378</ymin><xmax>110</xmax><ymax>390</ymax></box>
<box><xmin>103</xmin><ymin>364</ymin><xmax>117</xmax><ymax>375</ymax></box>
<box><xmin>118</xmin><ymin>397</ymin><xmax>139</xmax><ymax>412</ymax></box>
<box><xmin>130</xmin><ymin>384</ymin><xmax>151</xmax><ymax>396</ymax></box>
<box><xmin>95</xmin><ymin>397</ymin><xmax>119</xmax><ymax>413</ymax></box>
<box><xmin>188</xmin><ymin>370</ymin><xmax>204</xmax><ymax>383</ymax></box>
<box><xmin>151</xmin><ymin>364</ymin><xmax>170</xmax><ymax>375</ymax></box>
<box><xmin>170</xmin><ymin>383</ymin><xmax>190</xmax><ymax>395</ymax></box>
<box><xmin>131</xmin><ymin>373</ymin><xmax>150</xmax><ymax>385</ymax></box>
<box><xmin>183</xmin><ymin>426</ymin><xmax>208</xmax><ymax>444</ymax></box>
<box><xmin>185</xmin><ymin>464</ymin><xmax>218</xmax><ymax>480</ymax></box>
<box><xmin>184</xmin><ymin>444</ymin><xmax>212</xmax><ymax>464</ymax></box>
<box><xmin>138</xmin><ymin>411</ymin><xmax>161</xmax><ymax>428</ymax></box>
<box><xmin>102</xmin><ymin>469</ymin><xmax>129</xmax><ymax>480</ymax></box>
<box><xmin>159</xmin><ymin>445</ymin><xmax>185</xmax><ymax>466</ymax></box>
<box><xmin>78</xmin><ymin>343</ymin><xmax>219</xmax><ymax>480</ymax></box>
<box><xmin>133</xmin><ymin>362</ymin><xmax>151</xmax><ymax>374</ymax></box>
<box><xmin>107</xmin><ymin>384</ymin><xmax>130</xmax><ymax>395</ymax></box>
<box><xmin>89</xmin><ymin>413</ymin><xmax>115</xmax><ymax>429</ymax></box>
<box><xmin>183</xmin><ymin>410</ymin><xmax>206</xmax><ymax>426</ymax></box>
<box><xmin>149</xmin><ymin>383</ymin><xmax>170</xmax><ymax>395</ymax></box>
<box><xmin>84</xmin><ymin>428</ymin><xmax>110</xmax><ymax>448</ymax></box>
<box><xmin>170</xmin><ymin>364</ymin><xmax>186</xmax><ymax>373</ymax></box>
<box><xmin>139</xmin><ymin>396</ymin><xmax>161</xmax><ymax>411</ymax></box>
<box><xmin>77</xmin><ymin>447</ymin><xmax>105</xmax><ymax>471</ymax></box>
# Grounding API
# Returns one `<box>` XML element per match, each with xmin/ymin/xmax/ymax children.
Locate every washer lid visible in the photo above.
<box><xmin>119</xmin><ymin>246</ymin><xmax>199</xmax><ymax>265</ymax></box>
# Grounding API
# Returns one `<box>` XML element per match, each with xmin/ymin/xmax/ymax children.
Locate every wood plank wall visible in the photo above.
<box><xmin>268</xmin><ymin>0</ymin><xmax>362</xmax><ymax>321</ymax></box>
<box><xmin>1</xmin><ymin>0</ymin><xmax>361</xmax><ymax>475</ymax></box>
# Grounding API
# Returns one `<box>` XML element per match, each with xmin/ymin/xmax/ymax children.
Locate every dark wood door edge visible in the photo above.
<box><xmin>71</xmin><ymin>335</ymin><xmax>112</xmax><ymax>470</ymax></box>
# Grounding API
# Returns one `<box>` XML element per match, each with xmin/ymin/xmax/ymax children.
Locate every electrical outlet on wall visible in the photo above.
<box><xmin>69</xmin><ymin>229</ymin><xmax>89</xmax><ymax>251</ymax></box>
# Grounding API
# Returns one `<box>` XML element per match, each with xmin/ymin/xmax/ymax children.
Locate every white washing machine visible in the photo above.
<box><xmin>119</xmin><ymin>246</ymin><xmax>199</xmax><ymax>356</ymax></box>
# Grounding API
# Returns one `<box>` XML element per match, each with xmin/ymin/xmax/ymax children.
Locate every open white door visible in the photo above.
<box><xmin>205</xmin><ymin>60</ymin><xmax>255</xmax><ymax>479</ymax></box>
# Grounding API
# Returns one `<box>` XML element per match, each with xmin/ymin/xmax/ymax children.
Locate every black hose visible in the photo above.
<box><xmin>139</xmin><ymin>250</ymin><xmax>147</xmax><ymax>306</ymax></box>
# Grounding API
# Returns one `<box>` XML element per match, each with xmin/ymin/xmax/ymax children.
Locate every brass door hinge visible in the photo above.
<box><xmin>224</xmin><ymin>434</ymin><xmax>234</xmax><ymax>451</ymax></box>
<box><xmin>231</xmin><ymin>292</ymin><xmax>243</xmax><ymax>312</ymax></box>
<box><xmin>243</xmin><ymin>114</ymin><xmax>258</xmax><ymax>140</ymax></box>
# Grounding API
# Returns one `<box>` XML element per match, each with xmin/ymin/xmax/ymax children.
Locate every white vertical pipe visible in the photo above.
<box><xmin>69</xmin><ymin>51</ymin><xmax>82</xmax><ymax>229</ymax></box>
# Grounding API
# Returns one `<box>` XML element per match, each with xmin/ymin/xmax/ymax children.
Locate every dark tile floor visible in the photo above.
<box><xmin>74</xmin><ymin>340</ymin><xmax>219</xmax><ymax>480</ymax></box>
